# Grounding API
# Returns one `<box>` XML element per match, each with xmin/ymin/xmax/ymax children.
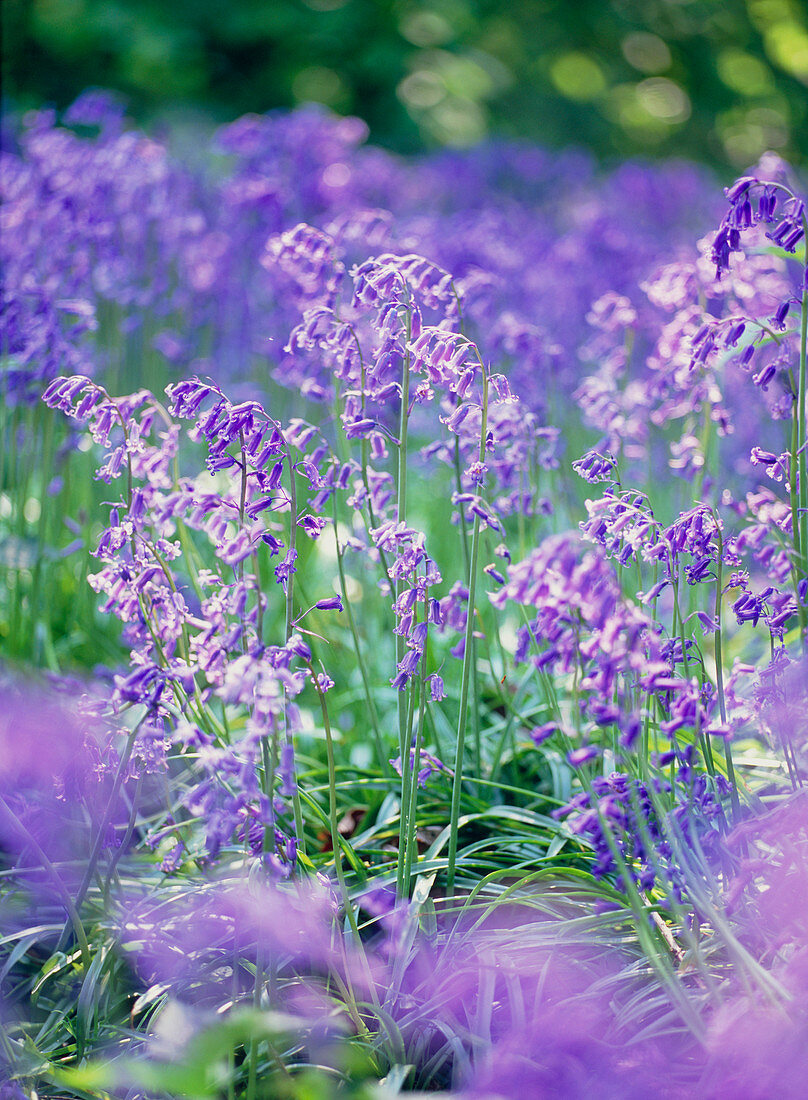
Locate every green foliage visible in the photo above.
<box><xmin>3</xmin><ymin>0</ymin><xmax>807</xmax><ymax>167</ymax></box>
<box><xmin>0</xmin><ymin>405</ymin><xmax>126</xmax><ymax>670</ymax></box>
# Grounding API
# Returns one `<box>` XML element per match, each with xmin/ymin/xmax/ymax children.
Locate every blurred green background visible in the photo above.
<box><xmin>3</xmin><ymin>0</ymin><xmax>807</xmax><ymax>168</ymax></box>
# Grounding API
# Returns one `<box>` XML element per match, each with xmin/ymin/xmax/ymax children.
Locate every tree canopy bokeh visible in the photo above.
<box><xmin>3</xmin><ymin>0</ymin><xmax>807</xmax><ymax>167</ymax></box>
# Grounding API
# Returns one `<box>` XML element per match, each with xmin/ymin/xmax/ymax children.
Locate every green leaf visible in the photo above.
<box><xmin>58</xmin><ymin>1006</ymin><xmax>310</xmax><ymax>1099</ymax></box>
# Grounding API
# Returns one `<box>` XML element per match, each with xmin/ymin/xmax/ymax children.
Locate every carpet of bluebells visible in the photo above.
<box><xmin>2</xmin><ymin>89</ymin><xmax>808</xmax><ymax>1099</ymax></box>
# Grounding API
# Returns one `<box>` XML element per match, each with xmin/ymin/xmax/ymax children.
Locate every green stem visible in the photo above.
<box><xmin>285</xmin><ymin>452</ymin><xmax>298</xmax><ymax>641</ymax></box>
<box><xmin>102</xmin><ymin>774</ymin><xmax>142</xmax><ymax>900</ymax></box>
<box><xmin>396</xmin><ymin>680</ymin><xmax>417</xmax><ymax>896</ymax></box>
<box><xmin>246</xmin><ymin>941</ymin><xmax>264</xmax><ymax>1100</ymax></box>
<box><xmin>453</xmin><ymin>435</ymin><xmax>481</xmax><ymax>787</ymax></box>
<box><xmin>283</xmin><ymin>451</ymin><xmax>306</xmax><ymax>855</ymax></box>
<box><xmin>307</xmin><ymin>662</ymin><xmax>360</xmax><ymax>939</ymax></box>
<box><xmin>446</xmin><ymin>371</ymin><xmax>489</xmax><ymax>897</ymax></box>
<box><xmin>332</xmin><ymin>495</ymin><xmax>386</xmax><ymax>770</ymax></box>
<box><xmin>395</xmin><ymin>313</ymin><xmax>412</xmax><ymax>809</ymax></box>
<box><xmin>713</xmin><ymin>522</ymin><xmax>740</xmax><ymax>820</ymax></box>
<box><xmin>404</xmin><ymin>641</ymin><xmax>429</xmax><ymax>896</ymax></box>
